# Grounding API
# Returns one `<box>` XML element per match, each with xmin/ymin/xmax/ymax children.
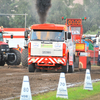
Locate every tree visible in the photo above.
<box><xmin>47</xmin><ymin>0</ymin><xmax>72</xmax><ymax>24</ymax></box>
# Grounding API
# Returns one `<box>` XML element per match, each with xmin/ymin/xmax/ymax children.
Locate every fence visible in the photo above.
<box><xmin>87</xmin><ymin>47</ymin><xmax>99</xmax><ymax>65</ymax></box>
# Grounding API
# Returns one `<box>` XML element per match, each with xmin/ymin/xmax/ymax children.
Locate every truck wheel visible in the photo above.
<box><xmin>28</xmin><ymin>63</ymin><xmax>35</xmax><ymax>72</ymax></box>
<box><xmin>87</xmin><ymin>61</ymin><xmax>91</xmax><ymax>71</ymax></box>
<box><xmin>0</xmin><ymin>61</ymin><xmax>5</xmax><ymax>66</ymax></box>
<box><xmin>21</xmin><ymin>49</ymin><xmax>28</xmax><ymax>67</ymax></box>
<box><xmin>6</xmin><ymin>49</ymin><xmax>21</xmax><ymax>65</ymax></box>
<box><xmin>62</xmin><ymin>63</ymin><xmax>67</xmax><ymax>73</ymax></box>
<box><xmin>97</xmin><ymin>62</ymin><xmax>100</xmax><ymax>66</ymax></box>
<box><xmin>68</xmin><ymin>65</ymin><xmax>74</xmax><ymax>73</ymax></box>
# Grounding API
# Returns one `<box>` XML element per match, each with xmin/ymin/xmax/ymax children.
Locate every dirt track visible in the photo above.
<box><xmin>0</xmin><ymin>65</ymin><xmax>100</xmax><ymax>100</ymax></box>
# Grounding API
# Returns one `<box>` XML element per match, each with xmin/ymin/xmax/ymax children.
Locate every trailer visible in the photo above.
<box><xmin>3</xmin><ymin>28</ymin><xmax>25</xmax><ymax>49</ymax></box>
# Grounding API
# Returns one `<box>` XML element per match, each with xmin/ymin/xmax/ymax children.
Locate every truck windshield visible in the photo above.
<box><xmin>0</xmin><ymin>32</ymin><xmax>3</xmax><ymax>41</ymax></box>
<box><xmin>69</xmin><ymin>27</ymin><xmax>81</xmax><ymax>35</ymax></box>
<box><xmin>31</xmin><ymin>30</ymin><xmax>64</xmax><ymax>42</ymax></box>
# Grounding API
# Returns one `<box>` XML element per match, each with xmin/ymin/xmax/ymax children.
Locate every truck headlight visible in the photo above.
<box><xmin>57</xmin><ymin>59</ymin><xmax>62</xmax><ymax>63</ymax></box>
<box><xmin>1</xmin><ymin>49</ymin><xmax>5</xmax><ymax>51</ymax></box>
<box><xmin>31</xmin><ymin>58</ymin><xmax>35</xmax><ymax>62</ymax></box>
<box><xmin>7</xmin><ymin>49</ymin><xmax>10</xmax><ymax>51</ymax></box>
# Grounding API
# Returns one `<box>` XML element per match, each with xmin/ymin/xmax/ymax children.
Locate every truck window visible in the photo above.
<box><xmin>30</xmin><ymin>30</ymin><xmax>64</xmax><ymax>42</ymax></box>
<box><xmin>68</xmin><ymin>27</ymin><xmax>81</xmax><ymax>35</ymax></box>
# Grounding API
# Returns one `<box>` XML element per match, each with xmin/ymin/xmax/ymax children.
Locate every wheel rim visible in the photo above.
<box><xmin>8</xmin><ymin>53</ymin><xmax>17</xmax><ymax>64</ymax></box>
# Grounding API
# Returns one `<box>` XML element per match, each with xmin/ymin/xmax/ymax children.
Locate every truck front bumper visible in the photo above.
<box><xmin>28</xmin><ymin>56</ymin><xmax>66</xmax><ymax>66</ymax></box>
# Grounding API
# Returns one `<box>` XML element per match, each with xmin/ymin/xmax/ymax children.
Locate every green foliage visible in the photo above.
<box><xmin>47</xmin><ymin>0</ymin><xmax>71</xmax><ymax>24</ymax></box>
<box><xmin>90</xmin><ymin>25</ymin><xmax>98</xmax><ymax>31</ymax></box>
<box><xmin>85</xmin><ymin>29</ymin><xmax>100</xmax><ymax>35</ymax></box>
<box><xmin>0</xmin><ymin>0</ymin><xmax>100</xmax><ymax>34</ymax></box>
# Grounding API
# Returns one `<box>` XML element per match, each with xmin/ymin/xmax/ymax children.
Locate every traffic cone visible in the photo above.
<box><xmin>20</xmin><ymin>76</ymin><xmax>32</xmax><ymax>100</ymax></box>
<box><xmin>84</xmin><ymin>69</ymin><xmax>93</xmax><ymax>90</ymax></box>
<box><xmin>56</xmin><ymin>72</ymin><xmax>68</xmax><ymax>99</ymax></box>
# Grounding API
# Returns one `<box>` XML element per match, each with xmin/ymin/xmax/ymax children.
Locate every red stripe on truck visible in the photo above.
<box><xmin>4</xmin><ymin>28</ymin><xmax>25</xmax><ymax>31</ymax></box>
<box><xmin>3</xmin><ymin>36</ymin><xmax>30</xmax><ymax>38</ymax></box>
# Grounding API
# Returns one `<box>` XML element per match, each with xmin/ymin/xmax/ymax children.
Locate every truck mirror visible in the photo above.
<box><xmin>11</xmin><ymin>35</ymin><xmax>13</xmax><ymax>39</ymax></box>
<box><xmin>68</xmin><ymin>32</ymin><xmax>71</xmax><ymax>39</ymax></box>
<box><xmin>6</xmin><ymin>40</ymin><xmax>9</xmax><ymax>43</ymax></box>
<box><xmin>24</xmin><ymin>31</ymin><xmax>28</xmax><ymax>39</ymax></box>
<box><xmin>65</xmin><ymin>32</ymin><xmax>67</xmax><ymax>40</ymax></box>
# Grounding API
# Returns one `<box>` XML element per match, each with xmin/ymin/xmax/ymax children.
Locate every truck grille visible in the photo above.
<box><xmin>0</xmin><ymin>45</ymin><xmax>9</xmax><ymax>52</ymax></box>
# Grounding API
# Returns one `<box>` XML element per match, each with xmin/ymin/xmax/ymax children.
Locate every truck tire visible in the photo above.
<box><xmin>97</xmin><ymin>62</ymin><xmax>100</xmax><ymax>66</ymax></box>
<box><xmin>68</xmin><ymin>65</ymin><xmax>74</xmax><ymax>73</ymax></box>
<box><xmin>87</xmin><ymin>61</ymin><xmax>91</xmax><ymax>71</ymax></box>
<box><xmin>0</xmin><ymin>61</ymin><xmax>5</xmax><ymax>66</ymax></box>
<box><xmin>21</xmin><ymin>49</ymin><xmax>28</xmax><ymax>67</ymax></box>
<box><xmin>62</xmin><ymin>63</ymin><xmax>67</xmax><ymax>73</ymax></box>
<box><xmin>28</xmin><ymin>63</ymin><xmax>35</xmax><ymax>72</ymax></box>
<box><xmin>6</xmin><ymin>49</ymin><xmax>21</xmax><ymax>65</ymax></box>
<box><xmin>87</xmin><ymin>57</ymin><xmax>91</xmax><ymax>71</ymax></box>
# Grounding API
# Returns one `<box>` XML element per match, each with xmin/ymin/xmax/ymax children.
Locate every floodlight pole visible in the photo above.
<box><xmin>0</xmin><ymin>13</ymin><xmax>28</xmax><ymax>30</ymax></box>
<box><xmin>25</xmin><ymin>13</ymin><xmax>26</xmax><ymax>30</ymax></box>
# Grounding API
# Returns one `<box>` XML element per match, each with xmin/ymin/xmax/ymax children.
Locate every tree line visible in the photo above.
<box><xmin>0</xmin><ymin>0</ymin><xmax>100</xmax><ymax>34</ymax></box>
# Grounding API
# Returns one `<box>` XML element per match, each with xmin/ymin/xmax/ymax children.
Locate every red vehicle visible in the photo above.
<box><xmin>65</xmin><ymin>18</ymin><xmax>91</xmax><ymax>70</ymax></box>
<box><xmin>21</xmin><ymin>24</ymin><xmax>74</xmax><ymax>73</ymax></box>
<box><xmin>0</xmin><ymin>26</ymin><xmax>21</xmax><ymax>66</ymax></box>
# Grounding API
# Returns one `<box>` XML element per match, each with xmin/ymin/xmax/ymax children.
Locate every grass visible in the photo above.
<box><xmin>85</xmin><ymin>29</ymin><xmax>100</xmax><ymax>35</ymax></box>
<box><xmin>32</xmin><ymin>81</ymin><xmax>100</xmax><ymax>100</ymax></box>
<box><xmin>14</xmin><ymin>81</ymin><xmax>100</xmax><ymax>100</ymax></box>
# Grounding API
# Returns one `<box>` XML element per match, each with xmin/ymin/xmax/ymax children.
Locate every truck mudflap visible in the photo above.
<box><xmin>74</xmin><ymin>56</ymin><xmax>79</xmax><ymax>68</ymax></box>
<box><xmin>74</xmin><ymin>56</ymin><xmax>91</xmax><ymax>70</ymax></box>
<box><xmin>28</xmin><ymin>57</ymin><xmax>66</xmax><ymax>66</ymax></box>
<box><xmin>79</xmin><ymin>56</ymin><xmax>91</xmax><ymax>70</ymax></box>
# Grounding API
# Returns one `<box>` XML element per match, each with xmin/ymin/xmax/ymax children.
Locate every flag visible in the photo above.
<box><xmin>89</xmin><ymin>43</ymin><xmax>94</xmax><ymax>51</ymax></box>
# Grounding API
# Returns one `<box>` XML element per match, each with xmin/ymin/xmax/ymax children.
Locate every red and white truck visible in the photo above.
<box><xmin>22</xmin><ymin>24</ymin><xmax>74</xmax><ymax>73</ymax></box>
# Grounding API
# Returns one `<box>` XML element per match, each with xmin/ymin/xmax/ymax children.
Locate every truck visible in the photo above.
<box><xmin>3</xmin><ymin>28</ymin><xmax>25</xmax><ymax>50</ymax></box>
<box><xmin>0</xmin><ymin>26</ymin><xmax>21</xmax><ymax>66</ymax></box>
<box><xmin>65</xmin><ymin>18</ymin><xmax>91</xmax><ymax>70</ymax></box>
<box><xmin>82</xmin><ymin>34</ymin><xmax>99</xmax><ymax>66</ymax></box>
<box><xmin>21</xmin><ymin>23</ymin><xmax>75</xmax><ymax>73</ymax></box>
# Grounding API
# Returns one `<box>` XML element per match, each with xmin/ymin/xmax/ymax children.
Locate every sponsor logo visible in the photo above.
<box><xmin>33</xmin><ymin>43</ymin><xmax>39</xmax><ymax>48</ymax></box>
<box><xmin>54</xmin><ymin>43</ymin><xmax>61</xmax><ymax>48</ymax></box>
<box><xmin>41</xmin><ymin>44</ymin><xmax>53</xmax><ymax>48</ymax></box>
